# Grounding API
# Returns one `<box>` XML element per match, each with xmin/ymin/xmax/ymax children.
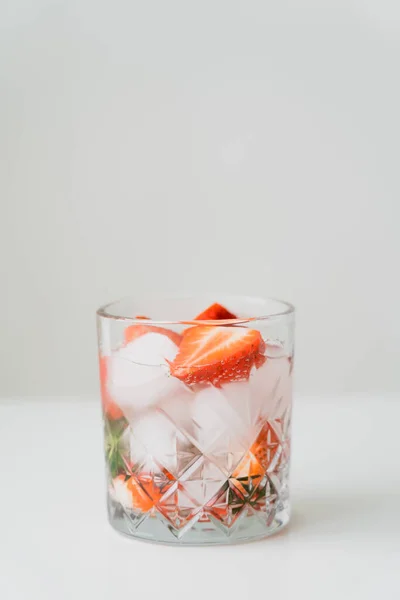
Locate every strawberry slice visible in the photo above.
<box><xmin>126</xmin><ymin>475</ymin><xmax>161</xmax><ymax>512</ymax></box>
<box><xmin>250</xmin><ymin>421</ymin><xmax>281</xmax><ymax>471</ymax></box>
<box><xmin>124</xmin><ymin>324</ymin><xmax>182</xmax><ymax>346</ymax></box>
<box><xmin>113</xmin><ymin>474</ymin><xmax>158</xmax><ymax>512</ymax></box>
<box><xmin>99</xmin><ymin>355</ymin><xmax>124</xmax><ymax>420</ymax></box>
<box><xmin>169</xmin><ymin>325</ymin><xmax>265</xmax><ymax>386</ymax></box>
<box><xmin>195</xmin><ymin>303</ymin><xmax>237</xmax><ymax>321</ymax></box>
<box><xmin>231</xmin><ymin>422</ymin><xmax>281</xmax><ymax>494</ymax></box>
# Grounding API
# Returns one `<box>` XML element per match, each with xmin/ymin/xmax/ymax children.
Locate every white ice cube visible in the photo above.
<box><xmin>108</xmin><ymin>332</ymin><xmax>184</xmax><ymax>420</ymax></box>
<box><xmin>129</xmin><ymin>396</ymin><xmax>196</xmax><ymax>476</ymax></box>
<box><xmin>250</xmin><ymin>356</ymin><xmax>292</xmax><ymax>419</ymax></box>
<box><xmin>158</xmin><ymin>386</ymin><xmax>195</xmax><ymax>432</ymax></box>
<box><xmin>190</xmin><ymin>386</ymin><xmax>227</xmax><ymax>453</ymax></box>
<box><xmin>118</xmin><ymin>332</ymin><xmax>179</xmax><ymax>367</ymax></box>
<box><xmin>190</xmin><ymin>386</ymin><xmax>247</xmax><ymax>456</ymax></box>
<box><xmin>130</xmin><ymin>410</ymin><xmax>177</xmax><ymax>470</ymax></box>
<box><xmin>110</xmin><ymin>476</ymin><xmax>133</xmax><ymax>509</ymax></box>
<box><xmin>221</xmin><ymin>380</ymin><xmax>262</xmax><ymax>446</ymax></box>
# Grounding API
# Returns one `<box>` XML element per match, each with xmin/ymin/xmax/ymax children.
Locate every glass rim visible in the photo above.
<box><xmin>96</xmin><ymin>294</ymin><xmax>295</xmax><ymax>326</ymax></box>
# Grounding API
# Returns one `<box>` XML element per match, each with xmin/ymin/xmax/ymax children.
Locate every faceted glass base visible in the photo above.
<box><xmin>108</xmin><ymin>493</ymin><xmax>290</xmax><ymax>546</ymax></box>
<box><xmin>105</xmin><ymin>412</ymin><xmax>292</xmax><ymax>545</ymax></box>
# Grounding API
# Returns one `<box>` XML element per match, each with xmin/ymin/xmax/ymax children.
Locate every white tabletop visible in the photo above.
<box><xmin>0</xmin><ymin>395</ymin><xmax>399</xmax><ymax>600</ymax></box>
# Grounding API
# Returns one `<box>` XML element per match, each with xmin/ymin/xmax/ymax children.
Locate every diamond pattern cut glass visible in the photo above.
<box><xmin>97</xmin><ymin>295</ymin><xmax>294</xmax><ymax>545</ymax></box>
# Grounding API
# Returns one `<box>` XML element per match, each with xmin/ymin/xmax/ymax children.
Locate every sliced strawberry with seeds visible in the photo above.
<box><xmin>169</xmin><ymin>325</ymin><xmax>265</xmax><ymax>386</ymax></box>
<box><xmin>124</xmin><ymin>324</ymin><xmax>182</xmax><ymax>346</ymax></box>
<box><xmin>195</xmin><ymin>303</ymin><xmax>237</xmax><ymax>321</ymax></box>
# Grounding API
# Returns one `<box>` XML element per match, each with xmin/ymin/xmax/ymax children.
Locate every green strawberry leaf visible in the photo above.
<box><xmin>104</xmin><ymin>416</ymin><xmax>129</xmax><ymax>478</ymax></box>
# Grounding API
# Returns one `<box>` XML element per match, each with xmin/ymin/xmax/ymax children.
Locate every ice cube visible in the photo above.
<box><xmin>221</xmin><ymin>380</ymin><xmax>262</xmax><ymax>445</ymax></box>
<box><xmin>190</xmin><ymin>386</ymin><xmax>228</xmax><ymax>453</ymax></box>
<box><xmin>111</xmin><ymin>476</ymin><xmax>133</xmax><ymax>509</ymax></box>
<box><xmin>118</xmin><ymin>332</ymin><xmax>179</xmax><ymax>367</ymax></box>
<box><xmin>108</xmin><ymin>332</ymin><xmax>183</xmax><ymax>420</ymax></box>
<box><xmin>190</xmin><ymin>386</ymin><xmax>247</xmax><ymax>461</ymax></box>
<box><xmin>129</xmin><ymin>397</ymin><xmax>196</xmax><ymax>477</ymax></box>
<box><xmin>249</xmin><ymin>356</ymin><xmax>292</xmax><ymax>419</ymax></box>
<box><xmin>158</xmin><ymin>386</ymin><xmax>195</xmax><ymax>432</ymax></box>
<box><xmin>130</xmin><ymin>410</ymin><xmax>177</xmax><ymax>470</ymax></box>
<box><xmin>264</xmin><ymin>342</ymin><xmax>287</xmax><ymax>359</ymax></box>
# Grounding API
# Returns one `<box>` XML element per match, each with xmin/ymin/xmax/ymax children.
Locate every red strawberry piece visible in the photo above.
<box><xmin>231</xmin><ymin>422</ymin><xmax>282</xmax><ymax>487</ymax></box>
<box><xmin>251</xmin><ymin>421</ymin><xmax>281</xmax><ymax>471</ymax></box>
<box><xmin>99</xmin><ymin>355</ymin><xmax>124</xmax><ymax>420</ymax></box>
<box><xmin>195</xmin><ymin>303</ymin><xmax>237</xmax><ymax>321</ymax></box>
<box><xmin>169</xmin><ymin>325</ymin><xmax>265</xmax><ymax>386</ymax></box>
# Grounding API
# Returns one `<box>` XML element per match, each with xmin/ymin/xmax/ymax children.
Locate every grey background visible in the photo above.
<box><xmin>1</xmin><ymin>0</ymin><xmax>399</xmax><ymax>397</ymax></box>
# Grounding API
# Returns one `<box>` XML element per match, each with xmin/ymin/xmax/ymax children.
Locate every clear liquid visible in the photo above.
<box><xmin>104</xmin><ymin>354</ymin><xmax>292</xmax><ymax>544</ymax></box>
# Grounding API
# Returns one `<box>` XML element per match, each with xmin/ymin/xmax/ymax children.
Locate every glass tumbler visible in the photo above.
<box><xmin>97</xmin><ymin>295</ymin><xmax>295</xmax><ymax>545</ymax></box>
